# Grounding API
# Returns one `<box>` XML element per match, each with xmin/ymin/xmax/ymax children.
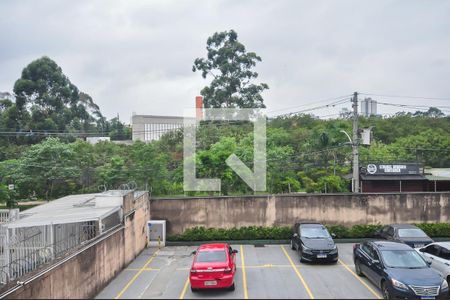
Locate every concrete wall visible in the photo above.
<box><xmin>4</xmin><ymin>192</ymin><xmax>150</xmax><ymax>299</ymax></box>
<box><xmin>150</xmin><ymin>193</ymin><xmax>450</xmax><ymax>235</ymax></box>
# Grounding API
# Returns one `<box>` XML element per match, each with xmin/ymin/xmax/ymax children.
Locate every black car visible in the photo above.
<box><xmin>376</xmin><ymin>224</ymin><xmax>434</xmax><ymax>248</ymax></box>
<box><xmin>353</xmin><ymin>241</ymin><xmax>448</xmax><ymax>299</ymax></box>
<box><xmin>290</xmin><ymin>222</ymin><xmax>338</xmax><ymax>263</ymax></box>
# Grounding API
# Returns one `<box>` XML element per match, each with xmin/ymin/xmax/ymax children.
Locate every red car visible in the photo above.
<box><xmin>189</xmin><ymin>243</ymin><xmax>238</xmax><ymax>292</ymax></box>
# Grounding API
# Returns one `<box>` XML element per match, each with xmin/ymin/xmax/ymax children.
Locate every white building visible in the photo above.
<box><xmin>360</xmin><ymin>97</ymin><xmax>377</xmax><ymax>117</ymax></box>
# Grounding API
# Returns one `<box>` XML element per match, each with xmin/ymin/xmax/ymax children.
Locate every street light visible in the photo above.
<box><xmin>340</xmin><ymin>130</ymin><xmax>359</xmax><ymax>193</ymax></box>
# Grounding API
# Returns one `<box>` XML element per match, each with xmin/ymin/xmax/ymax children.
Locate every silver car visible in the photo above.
<box><xmin>417</xmin><ymin>242</ymin><xmax>450</xmax><ymax>284</ymax></box>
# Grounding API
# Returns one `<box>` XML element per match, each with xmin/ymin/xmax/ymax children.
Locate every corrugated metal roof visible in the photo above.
<box><xmin>425</xmin><ymin>168</ymin><xmax>450</xmax><ymax>180</ymax></box>
<box><xmin>360</xmin><ymin>174</ymin><xmax>426</xmax><ymax>181</ymax></box>
<box><xmin>6</xmin><ymin>193</ymin><xmax>123</xmax><ymax>228</ymax></box>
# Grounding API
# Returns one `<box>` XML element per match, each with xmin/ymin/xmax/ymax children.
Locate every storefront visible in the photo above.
<box><xmin>359</xmin><ymin>163</ymin><xmax>428</xmax><ymax>193</ymax></box>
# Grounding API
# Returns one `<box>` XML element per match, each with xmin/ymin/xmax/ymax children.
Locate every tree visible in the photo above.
<box><xmin>193</xmin><ymin>30</ymin><xmax>268</xmax><ymax>108</ymax></box>
<box><xmin>13</xmin><ymin>56</ymin><xmax>102</xmax><ymax>133</ymax></box>
<box><xmin>8</xmin><ymin>138</ymin><xmax>79</xmax><ymax>199</ymax></box>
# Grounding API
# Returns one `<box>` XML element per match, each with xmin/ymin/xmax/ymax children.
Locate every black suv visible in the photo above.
<box><xmin>290</xmin><ymin>222</ymin><xmax>338</xmax><ymax>263</ymax></box>
<box><xmin>376</xmin><ymin>224</ymin><xmax>433</xmax><ymax>249</ymax></box>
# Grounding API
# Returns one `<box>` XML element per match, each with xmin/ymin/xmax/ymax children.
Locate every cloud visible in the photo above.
<box><xmin>0</xmin><ymin>0</ymin><xmax>449</xmax><ymax>121</ymax></box>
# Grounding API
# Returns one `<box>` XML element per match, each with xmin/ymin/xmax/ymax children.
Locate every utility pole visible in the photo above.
<box><xmin>352</xmin><ymin>92</ymin><xmax>360</xmax><ymax>193</ymax></box>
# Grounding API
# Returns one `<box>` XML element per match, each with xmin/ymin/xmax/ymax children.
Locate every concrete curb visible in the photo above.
<box><xmin>166</xmin><ymin>237</ymin><xmax>450</xmax><ymax>246</ymax></box>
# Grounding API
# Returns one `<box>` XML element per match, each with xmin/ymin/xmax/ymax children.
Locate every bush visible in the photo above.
<box><xmin>416</xmin><ymin>223</ymin><xmax>450</xmax><ymax>237</ymax></box>
<box><xmin>167</xmin><ymin>223</ymin><xmax>450</xmax><ymax>241</ymax></box>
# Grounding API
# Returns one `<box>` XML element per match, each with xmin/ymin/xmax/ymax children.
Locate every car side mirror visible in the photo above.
<box><xmin>419</xmin><ymin>248</ymin><xmax>425</xmax><ymax>252</ymax></box>
<box><xmin>232</xmin><ymin>249</ymin><xmax>238</xmax><ymax>254</ymax></box>
<box><xmin>191</xmin><ymin>250</ymin><xmax>197</xmax><ymax>255</ymax></box>
<box><xmin>331</xmin><ymin>233</ymin><xmax>336</xmax><ymax>238</ymax></box>
<box><xmin>293</xmin><ymin>233</ymin><xmax>298</xmax><ymax>238</ymax></box>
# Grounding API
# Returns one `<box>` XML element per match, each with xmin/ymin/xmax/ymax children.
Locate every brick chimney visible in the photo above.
<box><xmin>195</xmin><ymin>96</ymin><xmax>203</xmax><ymax>120</ymax></box>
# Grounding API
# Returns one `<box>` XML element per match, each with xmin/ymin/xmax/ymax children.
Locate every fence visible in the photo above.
<box><xmin>0</xmin><ymin>222</ymin><xmax>97</xmax><ymax>286</ymax></box>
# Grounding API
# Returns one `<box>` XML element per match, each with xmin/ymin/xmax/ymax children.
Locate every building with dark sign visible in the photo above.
<box><xmin>359</xmin><ymin>163</ymin><xmax>434</xmax><ymax>193</ymax></box>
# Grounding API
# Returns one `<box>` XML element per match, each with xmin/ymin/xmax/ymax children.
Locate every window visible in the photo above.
<box><xmin>387</xmin><ymin>227</ymin><xmax>394</xmax><ymax>237</ymax></box>
<box><xmin>300</xmin><ymin>226</ymin><xmax>331</xmax><ymax>238</ymax></box>
<box><xmin>438</xmin><ymin>247</ymin><xmax>450</xmax><ymax>260</ymax></box>
<box><xmin>361</xmin><ymin>243</ymin><xmax>375</xmax><ymax>259</ymax></box>
<box><xmin>380</xmin><ymin>250</ymin><xmax>427</xmax><ymax>268</ymax></box>
<box><xmin>196</xmin><ymin>250</ymin><xmax>227</xmax><ymax>263</ymax></box>
<box><xmin>397</xmin><ymin>228</ymin><xmax>428</xmax><ymax>238</ymax></box>
<box><xmin>424</xmin><ymin>245</ymin><xmax>440</xmax><ymax>256</ymax></box>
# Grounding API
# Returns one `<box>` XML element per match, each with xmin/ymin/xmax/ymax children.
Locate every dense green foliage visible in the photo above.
<box><xmin>168</xmin><ymin>223</ymin><xmax>450</xmax><ymax>241</ymax></box>
<box><xmin>0</xmin><ymin>110</ymin><xmax>449</xmax><ymax>202</ymax></box>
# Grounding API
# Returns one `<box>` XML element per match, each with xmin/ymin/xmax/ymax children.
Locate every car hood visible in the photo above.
<box><xmin>301</xmin><ymin>238</ymin><xmax>335</xmax><ymax>250</ymax></box>
<box><xmin>387</xmin><ymin>267</ymin><xmax>443</xmax><ymax>286</ymax></box>
<box><xmin>399</xmin><ymin>237</ymin><xmax>433</xmax><ymax>246</ymax></box>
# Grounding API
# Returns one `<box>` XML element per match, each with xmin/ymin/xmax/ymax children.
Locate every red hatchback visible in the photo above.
<box><xmin>189</xmin><ymin>243</ymin><xmax>238</xmax><ymax>292</ymax></box>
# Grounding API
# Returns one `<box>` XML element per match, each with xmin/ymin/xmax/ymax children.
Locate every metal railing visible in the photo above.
<box><xmin>0</xmin><ymin>222</ymin><xmax>97</xmax><ymax>286</ymax></box>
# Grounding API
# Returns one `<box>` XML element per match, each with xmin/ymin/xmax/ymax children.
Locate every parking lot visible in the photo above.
<box><xmin>96</xmin><ymin>243</ymin><xmax>383</xmax><ymax>299</ymax></box>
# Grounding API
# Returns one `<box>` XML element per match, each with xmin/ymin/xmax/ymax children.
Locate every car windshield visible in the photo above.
<box><xmin>397</xmin><ymin>228</ymin><xmax>428</xmax><ymax>238</ymax></box>
<box><xmin>381</xmin><ymin>250</ymin><xmax>428</xmax><ymax>268</ymax></box>
<box><xmin>300</xmin><ymin>226</ymin><xmax>331</xmax><ymax>238</ymax></box>
<box><xmin>196</xmin><ymin>250</ymin><xmax>227</xmax><ymax>263</ymax></box>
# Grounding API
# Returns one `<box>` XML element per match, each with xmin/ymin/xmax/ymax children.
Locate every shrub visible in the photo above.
<box><xmin>167</xmin><ymin>223</ymin><xmax>450</xmax><ymax>241</ymax></box>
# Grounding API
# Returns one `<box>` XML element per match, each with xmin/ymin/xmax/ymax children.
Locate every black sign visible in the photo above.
<box><xmin>364</xmin><ymin>163</ymin><xmax>420</xmax><ymax>175</ymax></box>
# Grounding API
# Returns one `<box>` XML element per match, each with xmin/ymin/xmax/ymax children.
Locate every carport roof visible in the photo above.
<box><xmin>424</xmin><ymin>168</ymin><xmax>450</xmax><ymax>181</ymax></box>
<box><xmin>360</xmin><ymin>174</ymin><xmax>426</xmax><ymax>181</ymax></box>
<box><xmin>5</xmin><ymin>193</ymin><xmax>122</xmax><ymax>228</ymax></box>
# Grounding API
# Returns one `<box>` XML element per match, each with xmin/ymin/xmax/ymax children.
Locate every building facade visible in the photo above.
<box><xmin>132</xmin><ymin>115</ymin><xmax>189</xmax><ymax>142</ymax></box>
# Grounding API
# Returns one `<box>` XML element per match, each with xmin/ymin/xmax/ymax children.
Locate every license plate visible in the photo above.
<box><xmin>204</xmin><ymin>281</ymin><xmax>217</xmax><ymax>286</ymax></box>
<box><xmin>420</xmin><ymin>297</ymin><xmax>435</xmax><ymax>300</ymax></box>
<box><xmin>415</xmin><ymin>244</ymin><xmax>425</xmax><ymax>248</ymax></box>
<box><xmin>317</xmin><ymin>254</ymin><xmax>327</xmax><ymax>258</ymax></box>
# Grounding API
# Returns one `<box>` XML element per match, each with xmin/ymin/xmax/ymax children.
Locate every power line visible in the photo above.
<box><xmin>267</xmin><ymin>94</ymin><xmax>352</xmax><ymax>114</ymax></box>
<box><xmin>360</xmin><ymin>92</ymin><xmax>450</xmax><ymax>102</ymax></box>
<box><xmin>271</xmin><ymin>98</ymin><xmax>351</xmax><ymax>118</ymax></box>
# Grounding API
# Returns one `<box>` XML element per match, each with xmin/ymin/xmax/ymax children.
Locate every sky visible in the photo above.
<box><xmin>1</xmin><ymin>0</ymin><xmax>450</xmax><ymax>122</ymax></box>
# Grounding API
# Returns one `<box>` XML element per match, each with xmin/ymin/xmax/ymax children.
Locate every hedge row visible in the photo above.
<box><xmin>167</xmin><ymin>223</ymin><xmax>450</xmax><ymax>241</ymax></box>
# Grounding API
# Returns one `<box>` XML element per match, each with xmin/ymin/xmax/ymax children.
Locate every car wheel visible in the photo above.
<box><xmin>299</xmin><ymin>249</ymin><xmax>305</xmax><ymax>263</ymax></box>
<box><xmin>290</xmin><ymin>239</ymin><xmax>296</xmax><ymax>250</ymax></box>
<box><xmin>191</xmin><ymin>287</ymin><xmax>198</xmax><ymax>293</ymax></box>
<box><xmin>228</xmin><ymin>283</ymin><xmax>235</xmax><ymax>291</ymax></box>
<box><xmin>355</xmin><ymin>259</ymin><xmax>363</xmax><ymax>277</ymax></box>
<box><xmin>382</xmin><ymin>282</ymin><xmax>391</xmax><ymax>300</ymax></box>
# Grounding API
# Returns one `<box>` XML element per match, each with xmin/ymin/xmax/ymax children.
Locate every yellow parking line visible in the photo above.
<box><xmin>179</xmin><ymin>277</ymin><xmax>190</xmax><ymax>299</ymax></box>
<box><xmin>240</xmin><ymin>245</ymin><xmax>248</xmax><ymax>299</ymax></box>
<box><xmin>124</xmin><ymin>268</ymin><xmax>160</xmax><ymax>271</ymax></box>
<box><xmin>338</xmin><ymin>259</ymin><xmax>382</xmax><ymax>299</ymax></box>
<box><xmin>280</xmin><ymin>245</ymin><xmax>314</xmax><ymax>299</ymax></box>
<box><xmin>114</xmin><ymin>249</ymin><xmax>160</xmax><ymax>299</ymax></box>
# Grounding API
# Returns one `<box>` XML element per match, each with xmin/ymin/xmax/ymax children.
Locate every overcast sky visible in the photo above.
<box><xmin>1</xmin><ymin>0</ymin><xmax>450</xmax><ymax>122</ymax></box>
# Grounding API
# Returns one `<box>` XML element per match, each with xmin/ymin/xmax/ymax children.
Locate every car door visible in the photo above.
<box><xmin>379</xmin><ymin>226</ymin><xmax>394</xmax><ymax>241</ymax></box>
<box><xmin>386</xmin><ymin>226</ymin><xmax>395</xmax><ymax>241</ymax></box>
<box><xmin>433</xmin><ymin>245</ymin><xmax>450</xmax><ymax>276</ymax></box>
<box><xmin>437</xmin><ymin>246</ymin><xmax>450</xmax><ymax>278</ymax></box>
<box><xmin>421</xmin><ymin>244</ymin><xmax>443</xmax><ymax>272</ymax></box>
<box><xmin>291</xmin><ymin>224</ymin><xmax>299</xmax><ymax>250</ymax></box>
<box><xmin>362</xmin><ymin>244</ymin><xmax>381</xmax><ymax>285</ymax></box>
<box><xmin>228</xmin><ymin>246</ymin><xmax>236</xmax><ymax>271</ymax></box>
<box><xmin>358</xmin><ymin>243</ymin><xmax>378</xmax><ymax>283</ymax></box>
<box><xmin>370</xmin><ymin>248</ymin><xmax>384</xmax><ymax>287</ymax></box>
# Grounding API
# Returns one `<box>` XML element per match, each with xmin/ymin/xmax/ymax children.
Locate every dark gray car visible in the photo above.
<box><xmin>290</xmin><ymin>223</ymin><xmax>338</xmax><ymax>263</ymax></box>
<box><xmin>376</xmin><ymin>224</ymin><xmax>433</xmax><ymax>249</ymax></box>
